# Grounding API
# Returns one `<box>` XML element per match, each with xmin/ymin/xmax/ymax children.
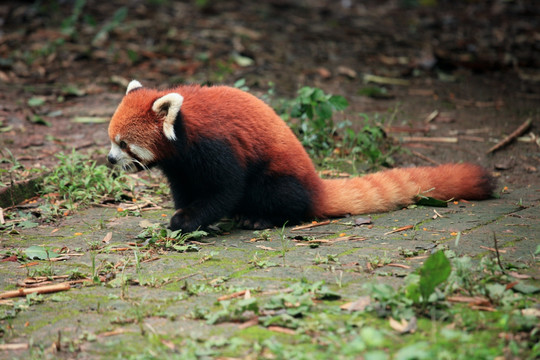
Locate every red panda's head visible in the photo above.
<box><xmin>107</xmin><ymin>80</ymin><xmax>183</xmax><ymax>171</ymax></box>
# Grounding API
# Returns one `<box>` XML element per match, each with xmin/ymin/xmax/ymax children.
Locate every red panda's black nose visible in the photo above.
<box><xmin>107</xmin><ymin>154</ymin><xmax>117</xmax><ymax>164</ymax></box>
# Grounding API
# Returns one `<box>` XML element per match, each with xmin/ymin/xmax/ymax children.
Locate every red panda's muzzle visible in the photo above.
<box><xmin>107</xmin><ymin>153</ymin><xmax>118</xmax><ymax>165</ymax></box>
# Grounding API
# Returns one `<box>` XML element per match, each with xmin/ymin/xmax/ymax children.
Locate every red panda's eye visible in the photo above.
<box><xmin>119</xmin><ymin>141</ymin><xmax>127</xmax><ymax>149</ymax></box>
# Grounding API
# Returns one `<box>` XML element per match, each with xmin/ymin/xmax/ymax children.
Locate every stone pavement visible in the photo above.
<box><xmin>0</xmin><ymin>183</ymin><xmax>538</xmax><ymax>357</ymax></box>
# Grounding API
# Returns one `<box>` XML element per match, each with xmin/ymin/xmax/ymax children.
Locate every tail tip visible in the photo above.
<box><xmin>470</xmin><ymin>164</ymin><xmax>497</xmax><ymax>199</ymax></box>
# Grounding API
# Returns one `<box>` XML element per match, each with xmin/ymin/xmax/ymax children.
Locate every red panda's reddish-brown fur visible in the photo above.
<box><xmin>318</xmin><ymin>163</ymin><xmax>494</xmax><ymax>217</ymax></box>
<box><xmin>107</xmin><ymin>81</ymin><xmax>495</xmax><ymax>232</ymax></box>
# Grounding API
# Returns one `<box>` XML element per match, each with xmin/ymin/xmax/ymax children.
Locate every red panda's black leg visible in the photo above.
<box><xmin>160</xmin><ymin>138</ymin><xmax>246</xmax><ymax>233</ymax></box>
<box><xmin>169</xmin><ymin>189</ymin><xmax>242</xmax><ymax>232</ymax></box>
<box><xmin>235</xmin><ymin>169</ymin><xmax>315</xmax><ymax>229</ymax></box>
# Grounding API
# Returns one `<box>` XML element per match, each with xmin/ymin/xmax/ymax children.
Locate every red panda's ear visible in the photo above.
<box><xmin>126</xmin><ymin>80</ymin><xmax>143</xmax><ymax>94</ymax></box>
<box><xmin>152</xmin><ymin>93</ymin><xmax>184</xmax><ymax>141</ymax></box>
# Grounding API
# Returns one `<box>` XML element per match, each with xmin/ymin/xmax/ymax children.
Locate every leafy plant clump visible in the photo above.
<box><xmin>40</xmin><ymin>150</ymin><xmax>134</xmax><ymax>215</ymax></box>
<box><xmin>193</xmin><ymin>280</ymin><xmax>340</xmax><ymax>326</ymax></box>
<box><xmin>365</xmin><ymin>251</ymin><xmax>538</xmax><ymax>329</ymax></box>
<box><xmin>276</xmin><ymin>86</ymin><xmax>396</xmax><ymax>167</ymax></box>
<box><xmin>136</xmin><ymin>222</ymin><xmax>207</xmax><ymax>252</ymax></box>
<box><xmin>0</xmin><ymin>148</ymin><xmax>46</xmax><ymax>188</ymax></box>
<box><xmin>283</xmin><ymin>86</ymin><xmax>349</xmax><ymax>158</ymax></box>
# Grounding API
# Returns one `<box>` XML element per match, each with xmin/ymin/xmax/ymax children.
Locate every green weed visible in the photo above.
<box><xmin>279</xmin><ymin>86</ymin><xmax>348</xmax><ymax>159</ymax></box>
<box><xmin>39</xmin><ymin>150</ymin><xmax>134</xmax><ymax>216</ymax></box>
<box><xmin>365</xmin><ymin>251</ymin><xmax>537</xmax><ymax>323</ymax></box>
<box><xmin>276</xmin><ymin>222</ymin><xmax>289</xmax><ymax>266</ymax></box>
<box><xmin>0</xmin><ymin>148</ymin><xmax>45</xmax><ymax>188</ymax></box>
<box><xmin>136</xmin><ymin>222</ymin><xmax>207</xmax><ymax>252</ymax></box>
<box><xmin>61</xmin><ymin>0</ymin><xmax>86</xmax><ymax>37</ymax></box>
<box><xmin>248</xmin><ymin>252</ymin><xmax>278</xmax><ymax>269</ymax></box>
<box><xmin>196</xmin><ymin>279</ymin><xmax>340</xmax><ymax>326</ymax></box>
<box><xmin>314</xmin><ymin>253</ymin><xmax>340</xmax><ymax>265</ymax></box>
<box><xmin>275</xmin><ymin>86</ymin><xmax>396</xmax><ymax>168</ymax></box>
<box><xmin>92</xmin><ymin>7</ymin><xmax>128</xmax><ymax>46</ymax></box>
<box><xmin>251</xmin><ymin>228</ymin><xmax>272</xmax><ymax>241</ymax></box>
<box><xmin>341</xmin><ymin>114</ymin><xmax>397</xmax><ymax>167</ymax></box>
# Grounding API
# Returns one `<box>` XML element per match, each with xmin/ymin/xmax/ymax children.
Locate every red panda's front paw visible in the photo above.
<box><xmin>169</xmin><ymin>209</ymin><xmax>198</xmax><ymax>233</ymax></box>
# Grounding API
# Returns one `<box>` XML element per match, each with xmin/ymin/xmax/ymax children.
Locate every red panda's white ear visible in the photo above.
<box><xmin>126</xmin><ymin>80</ymin><xmax>143</xmax><ymax>94</ymax></box>
<box><xmin>152</xmin><ymin>93</ymin><xmax>184</xmax><ymax>141</ymax></box>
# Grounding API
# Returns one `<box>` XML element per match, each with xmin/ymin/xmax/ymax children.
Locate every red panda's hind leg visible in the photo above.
<box><xmin>234</xmin><ymin>171</ymin><xmax>316</xmax><ymax>229</ymax></box>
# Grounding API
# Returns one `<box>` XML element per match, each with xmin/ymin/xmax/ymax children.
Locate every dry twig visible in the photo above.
<box><xmin>492</xmin><ymin>232</ymin><xmax>505</xmax><ymax>273</ymax></box>
<box><xmin>291</xmin><ymin>220</ymin><xmax>331</xmax><ymax>231</ymax></box>
<box><xmin>384</xmin><ymin>225</ymin><xmax>414</xmax><ymax>235</ymax></box>
<box><xmin>401</xmin><ymin>136</ymin><xmax>458</xmax><ymax>143</ymax></box>
<box><xmin>410</xmin><ymin>150</ymin><xmax>440</xmax><ymax>165</ymax></box>
<box><xmin>486</xmin><ymin>118</ymin><xmax>532</xmax><ymax>154</ymax></box>
<box><xmin>0</xmin><ymin>282</ymin><xmax>70</xmax><ymax>299</ymax></box>
<box><xmin>218</xmin><ymin>290</ymin><xmax>248</xmax><ymax>301</ymax></box>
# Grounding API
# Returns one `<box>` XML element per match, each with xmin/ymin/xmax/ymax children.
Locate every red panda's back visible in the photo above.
<box><xmin>178</xmin><ymin>86</ymin><xmax>320</xmax><ymax>183</ymax></box>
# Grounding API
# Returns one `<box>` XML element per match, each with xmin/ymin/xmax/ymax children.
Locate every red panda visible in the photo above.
<box><xmin>107</xmin><ymin>80</ymin><xmax>495</xmax><ymax>232</ymax></box>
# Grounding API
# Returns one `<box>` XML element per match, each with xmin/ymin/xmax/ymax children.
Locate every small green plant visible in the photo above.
<box><xmin>404</xmin><ymin>250</ymin><xmax>451</xmax><ymax>309</ymax></box>
<box><xmin>314</xmin><ymin>253</ymin><xmax>340</xmax><ymax>265</ymax></box>
<box><xmin>366</xmin><ymin>252</ymin><xmax>392</xmax><ymax>269</ymax></box>
<box><xmin>233</xmin><ymin>78</ymin><xmax>249</xmax><ymax>91</ymax></box>
<box><xmin>280</xmin><ymin>86</ymin><xmax>348</xmax><ymax>158</ymax></box>
<box><xmin>364</xmin><ymin>250</ymin><xmax>536</xmax><ymax>323</ymax></box>
<box><xmin>248</xmin><ymin>252</ymin><xmax>278</xmax><ymax>269</ymax></box>
<box><xmin>67</xmin><ymin>268</ymin><xmax>87</xmax><ymax>281</ymax></box>
<box><xmin>61</xmin><ymin>0</ymin><xmax>86</xmax><ymax>37</ymax></box>
<box><xmin>341</xmin><ymin>114</ymin><xmax>396</xmax><ymax>167</ymax></box>
<box><xmin>40</xmin><ymin>150</ymin><xmax>134</xmax><ymax>215</ymax></box>
<box><xmin>198</xmin><ymin>280</ymin><xmax>340</xmax><ymax>326</ymax></box>
<box><xmin>358</xmin><ymin>86</ymin><xmax>391</xmax><ymax>99</ymax></box>
<box><xmin>252</xmin><ymin>229</ymin><xmax>272</xmax><ymax>241</ymax></box>
<box><xmin>92</xmin><ymin>7</ymin><xmax>128</xmax><ymax>45</ymax></box>
<box><xmin>275</xmin><ymin>222</ymin><xmax>289</xmax><ymax>266</ymax></box>
<box><xmin>274</xmin><ymin>87</ymin><xmax>396</xmax><ymax>168</ymax></box>
<box><xmin>0</xmin><ymin>148</ymin><xmax>44</xmax><ymax>187</ymax></box>
<box><xmin>137</xmin><ymin>223</ymin><xmax>207</xmax><ymax>252</ymax></box>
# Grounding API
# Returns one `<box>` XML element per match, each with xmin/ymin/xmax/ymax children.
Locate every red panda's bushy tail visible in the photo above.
<box><xmin>316</xmin><ymin>163</ymin><xmax>495</xmax><ymax>217</ymax></box>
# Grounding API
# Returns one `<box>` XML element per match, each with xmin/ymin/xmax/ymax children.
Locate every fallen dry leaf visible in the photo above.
<box><xmin>160</xmin><ymin>339</ymin><xmax>177</xmax><ymax>351</ymax></box>
<box><xmin>256</xmin><ymin>245</ymin><xmax>276</xmax><ymax>251</ymax></box>
<box><xmin>102</xmin><ymin>232</ymin><xmax>112</xmax><ymax>243</ymax></box>
<box><xmin>337</xmin><ymin>65</ymin><xmax>357</xmax><ymax>78</ymax></box>
<box><xmin>507</xmin><ymin>271</ymin><xmax>531</xmax><ymax>280</ymax></box>
<box><xmin>268</xmin><ymin>326</ymin><xmax>296</xmax><ymax>335</ymax></box>
<box><xmin>521</xmin><ymin>308</ymin><xmax>540</xmax><ymax>317</ymax></box>
<box><xmin>340</xmin><ymin>296</ymin><xmax>371</xmax><ymax>311</ymax></box>
<box><xmin>447</xmin><ymin>295</ymin><xmax>491</xmax><ymax>306</ymax></box>
<box><xmin>389</xmin><ymin>316</ymin><xmax>417</xmax><ymax>334</ymax></box>
<box><xmin>138</xmin><ymin>220</ymin><xmax>155</xmax><ymax>228</ymax></box>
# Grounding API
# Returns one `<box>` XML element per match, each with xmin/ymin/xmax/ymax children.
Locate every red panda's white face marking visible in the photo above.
<box><xmin>108</xmin><ymin>134</ymin><xmax>154</xmax><ymax>172</ymax></box>
<box><xmin>129</xmin><ymin>144</ymin><xmax>155</xmax><ymax>162</ymax></box>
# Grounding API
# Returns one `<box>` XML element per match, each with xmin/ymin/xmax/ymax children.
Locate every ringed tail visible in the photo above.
<box><xmin>317</xmin><ymin>163</ymin><xmax>496</xmax><ymax>217</ymax></box>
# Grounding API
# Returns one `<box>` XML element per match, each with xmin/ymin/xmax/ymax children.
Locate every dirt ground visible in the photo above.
<box><xmin>0</xmin><ymin>0</ymin><xmax>539</xmax><ymax>191</ymax></box>
<box><xmin>1</xmin><ymin>2</ymin><xmax>539</xmax><ymax>358</ymax></box>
